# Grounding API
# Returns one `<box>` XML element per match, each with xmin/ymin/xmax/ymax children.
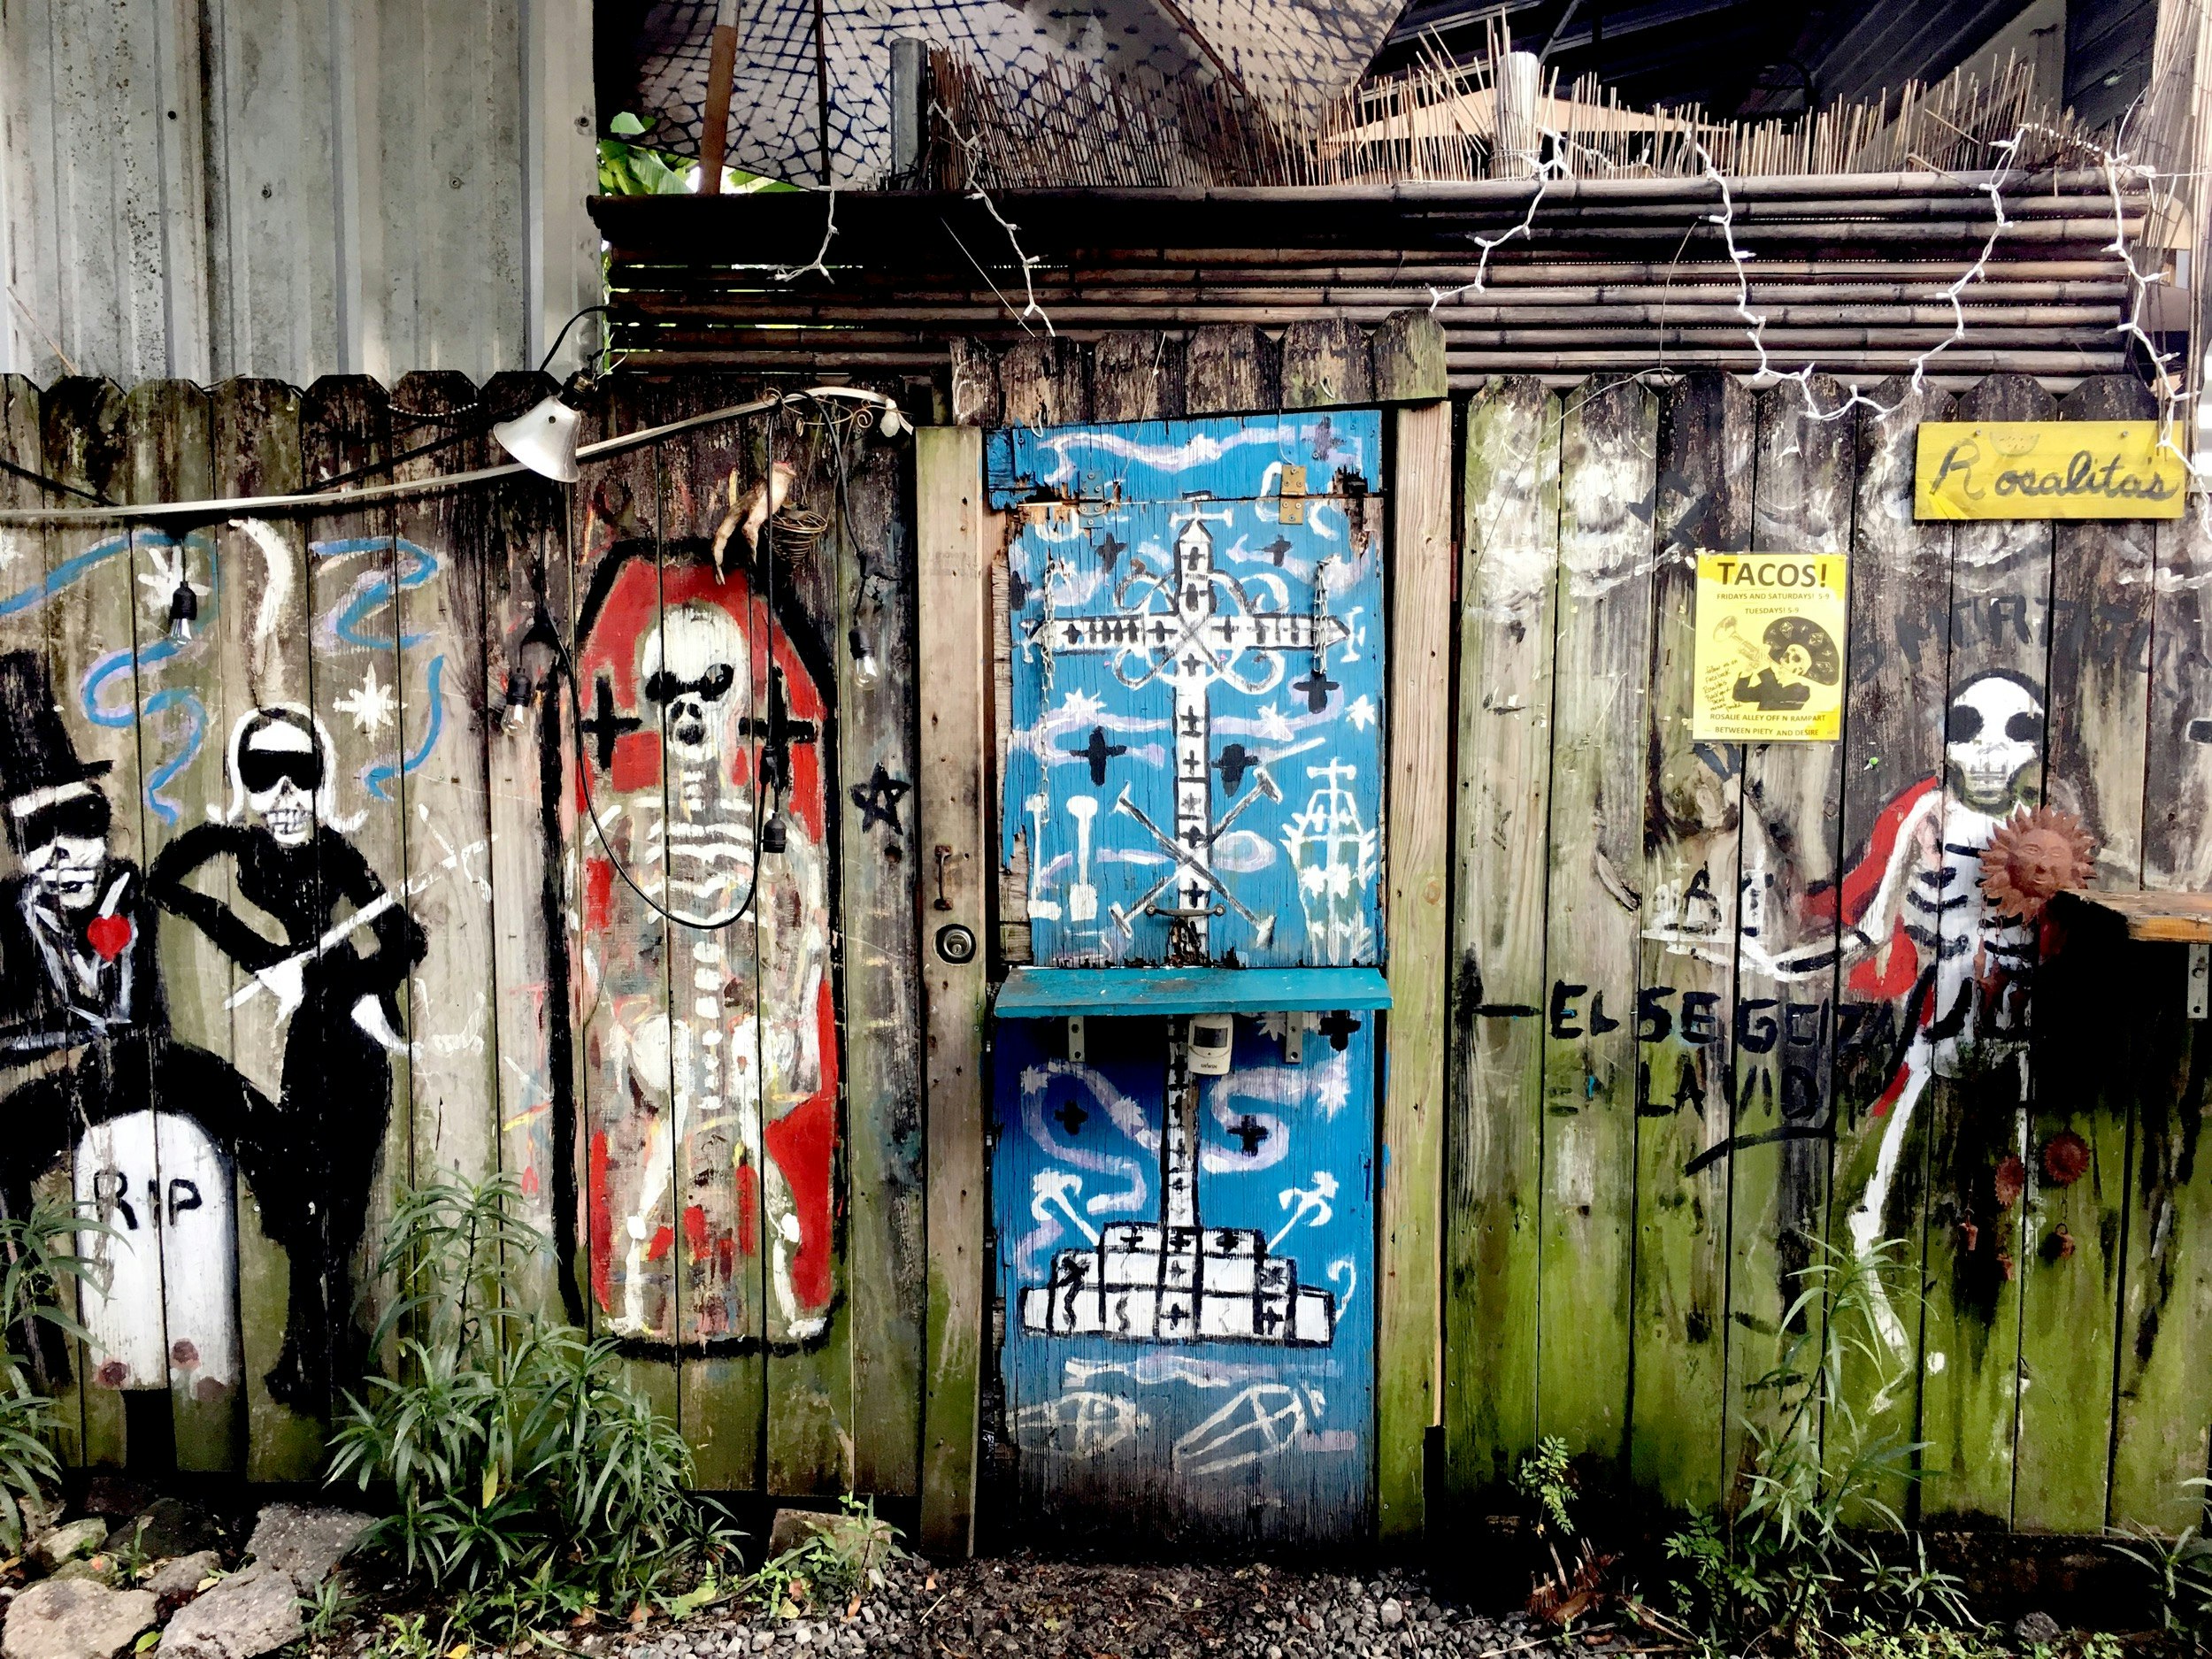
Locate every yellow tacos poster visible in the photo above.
<box><xmin>1693</xmin><ymin>552</ymin><xmax>1847</xmax><ymax>741</ymax></box>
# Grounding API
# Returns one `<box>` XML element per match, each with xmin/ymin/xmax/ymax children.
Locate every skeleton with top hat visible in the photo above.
<box><xmin>0</xmin><ymin>650</ymin><xmax>264</xmax><ymax>1396</ymax></box>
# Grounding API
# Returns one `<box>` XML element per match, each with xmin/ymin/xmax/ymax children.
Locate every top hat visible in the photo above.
<box><xmin>0</xmin><ymin>651</ymin><xmax>110</xmax><ymax>819</ymax></box>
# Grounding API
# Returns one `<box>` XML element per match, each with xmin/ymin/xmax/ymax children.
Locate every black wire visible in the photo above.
<box><xmin>538</xmin><ymin>305</ymin><xmax>613</xmax><ymax>379</ymax></box>
<box><xmin>0</xmin><ymin>455</ymin><xmax>107</xmax><ymax>505</ymax></box>
<box><xmin>550</xmin><ymin>396</ymin><xmax>830</xmax><ymax>933</ymax></box>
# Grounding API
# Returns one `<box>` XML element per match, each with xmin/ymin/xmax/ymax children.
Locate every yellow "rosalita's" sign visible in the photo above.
<box><xmin>1692</xmin><ymin>552</ymin><xmax>1847</xmax><ymax>743</ymax></box>
<box><xmin>1915</xmin><ymin>421</ymin><xmax>2186</xmax><ymax>520</ymax></box>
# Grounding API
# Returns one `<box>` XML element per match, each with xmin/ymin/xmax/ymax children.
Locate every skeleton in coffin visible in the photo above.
<box><xmin>149</xmin><ymin>704</ymin><xmax>426</xmax><ymax>1410</ymax></box>
<box><xmin>611</xmin><ymin>601</ymin><xmax>831</xmax><ymax>1341</ymax></box>
<box><xmin>0</xmin><ymin>651</ymin><xmax>264</xmax><ymax>1385</ymax></box>
<box><xmin>1739</xmin><ymin>669</ymin><xmax>2046</xmax><ymax>1325</ymax></box>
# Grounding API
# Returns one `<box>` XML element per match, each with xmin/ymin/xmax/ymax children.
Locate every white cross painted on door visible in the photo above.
<box><xmin>1027</xmin><ymin>512</ymin><xmax>1346</xmax><ymax>952</ymax></box>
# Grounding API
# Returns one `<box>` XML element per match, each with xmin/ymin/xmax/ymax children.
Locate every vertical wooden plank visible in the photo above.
<box><xmin>1444</xmin><ymin>377</ymin><xmax>1558</xmax><ymax>1501</ymax></box>
<box><xmin>1368</xmin><ymin>313</ymin><xmax>1449</xmax><ymax>406</ymax></box>
<box><xmin>1184</xmin><ymin>327</ymin><xmax>1271</xmax><ymax>419</ymax></box>
<box><xmin>570</xmin><ymin>378</ymin><xmax>680</xmax><ymax>1433</ymax></box>
<box><xmin>1916</xmin><ymin>373</ymin><xmax>2055</xmax><ymax>1525</ymax></box>
<box><xmin>1826</xmin><ymin>379</ymin><xmax>1955</xmax><ymax>1524</ymax></box>
<box><xmin>478</xmin><ymin>370</ymin><xmax>567</xmax><ymax>1319</ymax></box>
<box><xmin>1090</xmin><ymin>334</ymin><xmax>1185</xmax><ymax>424</ymax></box>
<box><xmin>2109</xmin><ymin>495</ymin><xmax>2212</xmax><ymax>1532</ymax></box>
<box><xmin>917</xmin><ymin>424</ymin><xmax>988</xmax><ymax>1557</ymax></box>
<box><xmin>0</xmin><ymin>373</ymin><xmax>84</xmax><ymax>1469</ymax></box>
<box><xmin>298</xmin><ymin>375</ymin><xmax>416</xmax><ymax>1437</ymax></box>
<box><xmin>389</xmin><ymin>373</ymin><xmax>502</xmax><ymax>1189</ymax></box>
<box><xmin>1721</xmin><ymin>381</ymin><xmax>1854</xmax><ymax>1497</ymax></box>
<box><xmin>840</xmin><ymin>399</ymin><xmax>926</xmax><ymax>1499</ymax></box>
<box><xmin>1379</xmin><ymin>399</ymin><xmax>1451</xmax><ymax>1540</ymax></box>
<box><xmin>2011</xmin><ymin>374</ymin><xmax>2157</xmax><ymax>1532</ymax></box>
<box><xmin>747</xmin><ymin>395</ymin><xmax>851</xmax><ymax>1498</ymax></box>
<box><xmin>996</xmin><ymin>340</ymin><xmax>1086</xmax><ymax>433</ymax></box>
<box><xmin>122</xmin><ymin>378</ymin><xmax>245</xmax><ymax>1472</ymax></box>
<box><xmin>41</xmin><ymin>379</ymin><xmax>138</xmax><ymax>1469</ymax></box>
<box><xmin>1537</xmin><ymin>378</ymin><xmax>1657</xmax><ymax>1465</ymax></box>
<box><xmin>1280</xmin><ymin>320</ymin><xmax>1373</xmax><ymax>411</ymax></box>
<box><xmin>1628</xmin><ymin>372</ymin><xmax>1752</xmax><ymax>1510</ymax></box>
<box><xmin>202</xmin><ymin>378</ymin><xmax>322</xmax><ymax>1481</ymax></box>
<box><xmin>949</xmin><ymin>341</ymin><xmax>999</xmax><ymax>429</ymax></box>
<box><xmin>664</xmin><ymin>379</ymin><xmax>767</xmax><ymax>1495</ymax></box>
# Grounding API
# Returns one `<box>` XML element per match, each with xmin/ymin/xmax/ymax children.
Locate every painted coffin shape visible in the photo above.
<box><xmin>995</xmin><ymin>412</ymin><xmax>1387</xmax><ymax>968</ymax></box>
<box><xmin>572</xmin><ymin>549</ymin><xmax>840</xmax><ymax>1352</ymax></box>
<box><xmin>992</xmin><ymin>1014</ymin><xmax>1375</xmax><ymax>1545</ymax></box>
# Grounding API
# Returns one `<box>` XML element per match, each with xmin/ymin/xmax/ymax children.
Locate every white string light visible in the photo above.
<box><xmin>933</xmin><ymin>100</ymin><xmax>1056</xmax><ymax>337</ymax></box>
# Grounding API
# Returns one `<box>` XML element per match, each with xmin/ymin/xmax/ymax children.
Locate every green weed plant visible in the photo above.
<box><xmin>326</xmin><ymin>1172</ymin><xmax>739</xmax><ymax>1636</ymax></box>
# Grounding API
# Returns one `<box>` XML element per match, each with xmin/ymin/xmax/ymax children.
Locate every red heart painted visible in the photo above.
<box><xmin>85</xmin><ymin>914</ymin><xmax>132</xmax><ymax>962</ymax></box>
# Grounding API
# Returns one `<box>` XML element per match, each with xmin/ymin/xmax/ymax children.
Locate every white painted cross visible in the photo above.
<box><xmin>1029</xmin><ymin>512</ymin><xmax>1345</xmax><ymax>952</ymax></box>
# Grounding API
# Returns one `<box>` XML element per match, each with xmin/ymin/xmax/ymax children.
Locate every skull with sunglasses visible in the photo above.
<box><xmin>641</xmin><ymin>603</ymin><xmax>749</xmax><ymax>763</ymax></box>
<box><xmin>232</xmin><ymin>710</ymin><xmax>327</xmax><ymax>846</ymax></box>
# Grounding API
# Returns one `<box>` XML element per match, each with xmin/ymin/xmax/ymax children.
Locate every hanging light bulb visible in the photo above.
<box><xmin>167</xmin><ymin>580</ymin><xmax>198</xmax><ymax>641</ymax></box>
<box><xmin>760</xmin><ymin>812</ymin><xmax>787</xmax><ymax>856</ymax></box>
<box><xmin>848</xmin><ymin>626</ymin><xmax>880</xmax><ymax>687</ymax></box>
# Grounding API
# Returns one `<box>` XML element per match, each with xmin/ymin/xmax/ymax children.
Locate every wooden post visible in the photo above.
<box><xmin>1379</xmin><ymin>398</ymin><xmax>1452</xmax><ymax>1540</ymax></box>
<box><xmin>917</xmin><ymin>425</ymin><xmax>988</xmax><ymax>1557</ymax></box>
<box><xmin>697</xmin><ymin>0</ymin><xmax>741</xmax><ymax>196</ymax></box>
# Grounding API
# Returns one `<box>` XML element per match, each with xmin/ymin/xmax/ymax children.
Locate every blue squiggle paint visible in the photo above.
<box><xmin>364</xmin><ymin>653</ymin><xmax>447</xmax><ymax>801</ymax></box>
<box><xmin>65</xmin><ymin>531</ymin><xmax>221</xmax><ymax>824</ymax></box>
<box><xmin>313</xmin><ymin>535</ymin><xmax>439</xmax><ymax>649</ymax></box>
<box><xmin>138</xmin><ymin>691</ymin><xmax>206</xmax><ymax>825</ymax></box>
<box><xmin>0</xmin><ymin>534</ymin><xmax>132</xmax><ymax>617</ymax></box>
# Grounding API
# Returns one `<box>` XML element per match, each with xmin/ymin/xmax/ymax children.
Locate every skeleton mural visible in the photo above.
<box><xmin>573</xmin><ymin>549</ymin><xmax>839</xmax><ymax>1350</ymax></box>
<box><xmin>1709</xmin><ymin>669</ymin><xmax>2052</xmax><ymax>1341</ymax></box>
<box><xmin>0</xmin><ymin>652</ymin><xmax>265</xmax><ymax>1393</ymax></box>
<box><xmin>151</xmin><ymin>704</ymin><xmax>428</xmax><ymax>1407</ymax></box>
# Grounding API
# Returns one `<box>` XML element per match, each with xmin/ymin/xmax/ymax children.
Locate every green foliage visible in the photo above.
<box><xmin>1833</xmin><ymin>1624</ymin><xmax>2017</xmax><ymax>1659</ymax></box>
<box><xmin>1661</xmin><ymin>1239</ymin><xmax>1970</xmax><ymax>1655</ymax></box>
<box><xmin>596</xmin><ymin>112</ymin><xmax>795</xmax><ymax>197</ymax></box>
<box><xmin>299</xmin><ymin>1572</ymin><xmax>360</xmax><ymax>1640</ymax></box>
<box><xmin>0</xmin><ymin>1198</ymin><xmax>113</xmax><ymax>1555</ymax></box>
<box><xmin>747</xmin><ymin>1496</ymin><xmax>905</xmax><ymax>1620</ymax></box>
<box><xmin>2108</xmin><ymin>1479</ymin><xmax>2212</xmax><ymax>1642</ymax></box>
<box><xmin>326</xmin><ymin>1171</ymin><xmax>739</xmax><ymax>1638</ymax></box>
<box><xmin>1515</xmin><ymin>1435</ymin><xmax>1578</xmax><ymax>1538</ymax></box>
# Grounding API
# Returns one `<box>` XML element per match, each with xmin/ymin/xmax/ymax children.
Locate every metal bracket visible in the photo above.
<box><xmin>1283</xmin><ymin>1010</ymin><xmax>1307</xmax><ymax>1064</ymax></box>
<box><xmin>1066</xmin><ymin>1015</ymin><xmax>1086</xmax><ymax>1063</ymax></box>
<box><xmin>2189</xmin><ymin>941</ymin><xmax>2208</xmax><ymax>1020</ymax></box>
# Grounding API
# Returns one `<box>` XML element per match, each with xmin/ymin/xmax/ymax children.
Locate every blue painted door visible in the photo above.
<box><xmin>988</xmin><ymin>411</ymin><xmax>1385</xmax><ymax>1546</ymax></box>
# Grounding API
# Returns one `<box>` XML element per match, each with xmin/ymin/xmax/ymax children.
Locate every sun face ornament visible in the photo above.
<box><xmin>1979</xmin><ymin>804</ymin><xmax>2096</xmax><ymax>922</ymax></box>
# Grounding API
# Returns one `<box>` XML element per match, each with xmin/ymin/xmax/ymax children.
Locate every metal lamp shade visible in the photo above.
<box><xmin>492</xmin><ymin>395</ymin><xmax>582</xmax><ymax>483</ymax></box>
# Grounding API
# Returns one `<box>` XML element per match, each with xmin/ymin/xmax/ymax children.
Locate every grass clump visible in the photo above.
<box><xmin>326</xmin><ymin>1171</ymin><xmax>739</xmax><ymax>1637</ymax></box>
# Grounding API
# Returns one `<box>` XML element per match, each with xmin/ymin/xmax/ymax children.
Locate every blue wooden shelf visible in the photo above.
<box><xmin>993</xmin><ymin>966</ymin><xmax>1392</xmax><ymax>1018</ymax></box>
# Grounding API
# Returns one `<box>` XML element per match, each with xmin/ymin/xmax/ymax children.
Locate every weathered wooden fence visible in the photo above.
<box><xmin>0</xmin><ymin>371</ymin><xmax>922</xmax><ymax>1494</ymax></box>
<box><xmin>2</xmin><ymin>349</ymin><xmax>2208</xmax><ymax>1546</ymax></box>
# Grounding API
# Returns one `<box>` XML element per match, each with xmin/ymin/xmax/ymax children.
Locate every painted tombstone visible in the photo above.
<box><xmin>572</xmin><ymin>545</ymin><xmax>839</xmax><ymax>1351</ymax></box>
<box><xmin>987</xmin><ymin>413</ymin><xmax>1384</xmax><ymax>1545</ymax></box>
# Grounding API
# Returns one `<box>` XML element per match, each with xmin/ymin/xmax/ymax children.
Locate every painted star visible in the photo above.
<box><xmin>1344</xmin><ymin>694</ymin><xmax>1378</xmax><ymax>732</ymax></box>
<box><xmin>849</xmin><ymin>763</ymin><xmax>910</xmax><ymax>834</ymax></box>
<box><xmin>334</xmin><ymin>664</ymin><xmax>397</xmax><ymax>735</ymax></box>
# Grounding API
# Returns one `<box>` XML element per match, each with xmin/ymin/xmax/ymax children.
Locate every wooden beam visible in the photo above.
<box><xmin>1379</xmin><ymin>398</ymin><xmax>1453</xmax><ymax>1540</ymax></box>
<box><xmin>917</xmin><ymin>425</ymin><xmax>990</xmax><ymax>1558</ymax></box>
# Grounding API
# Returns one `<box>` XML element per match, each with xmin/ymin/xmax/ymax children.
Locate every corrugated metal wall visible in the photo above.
<box><xmin>0</xmin><ymin>0</ymin><xmax>603</xmax><ymax>384</ymax></box>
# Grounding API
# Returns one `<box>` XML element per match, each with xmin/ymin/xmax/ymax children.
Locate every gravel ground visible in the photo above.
<box><xmin>566</xmin><ymin>1555</ymin><xmax>1549</xmax><ymax>1659</ymax></box>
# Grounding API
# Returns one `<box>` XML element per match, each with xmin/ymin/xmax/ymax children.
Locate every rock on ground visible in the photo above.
<box><xmin>158</xmin><ymin>1505</ymin><xmax>375</xmax><ymax>1659</ymax></box>
<box><xmin>25</xmin><ymin>1522</ymin><xmax>106</xmax><ymax>1575</ymax></box>
<box><xmin>143</xmin><ymin>1551</ymin><xmax>222</xmax><ymax>1608</ymax></box>
<box><xmin>549</xmin><ymin>1554</ymin><xmax>1524</xmax><ymax>1659</ymax></box>
<box><xmin>240</xmin><ymin>1506</ymin><xmax>373</xmax><ymax>1586</ymax></box>
<box><xmin>3</xmin><ymin>1578</ymin><xmax>156</xmax><ymax>1659</ymax></box>
<box><xmin>157</xmin><ymin>1565</ymin><xmax>303</xmax><ymax>1659</ymax></box>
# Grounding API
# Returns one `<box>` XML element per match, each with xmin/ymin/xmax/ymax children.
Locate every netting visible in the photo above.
<box><xmin>613</xmin><ymin>0</ymin><xmax>1403</xmax><ymax>187</ymax></box>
